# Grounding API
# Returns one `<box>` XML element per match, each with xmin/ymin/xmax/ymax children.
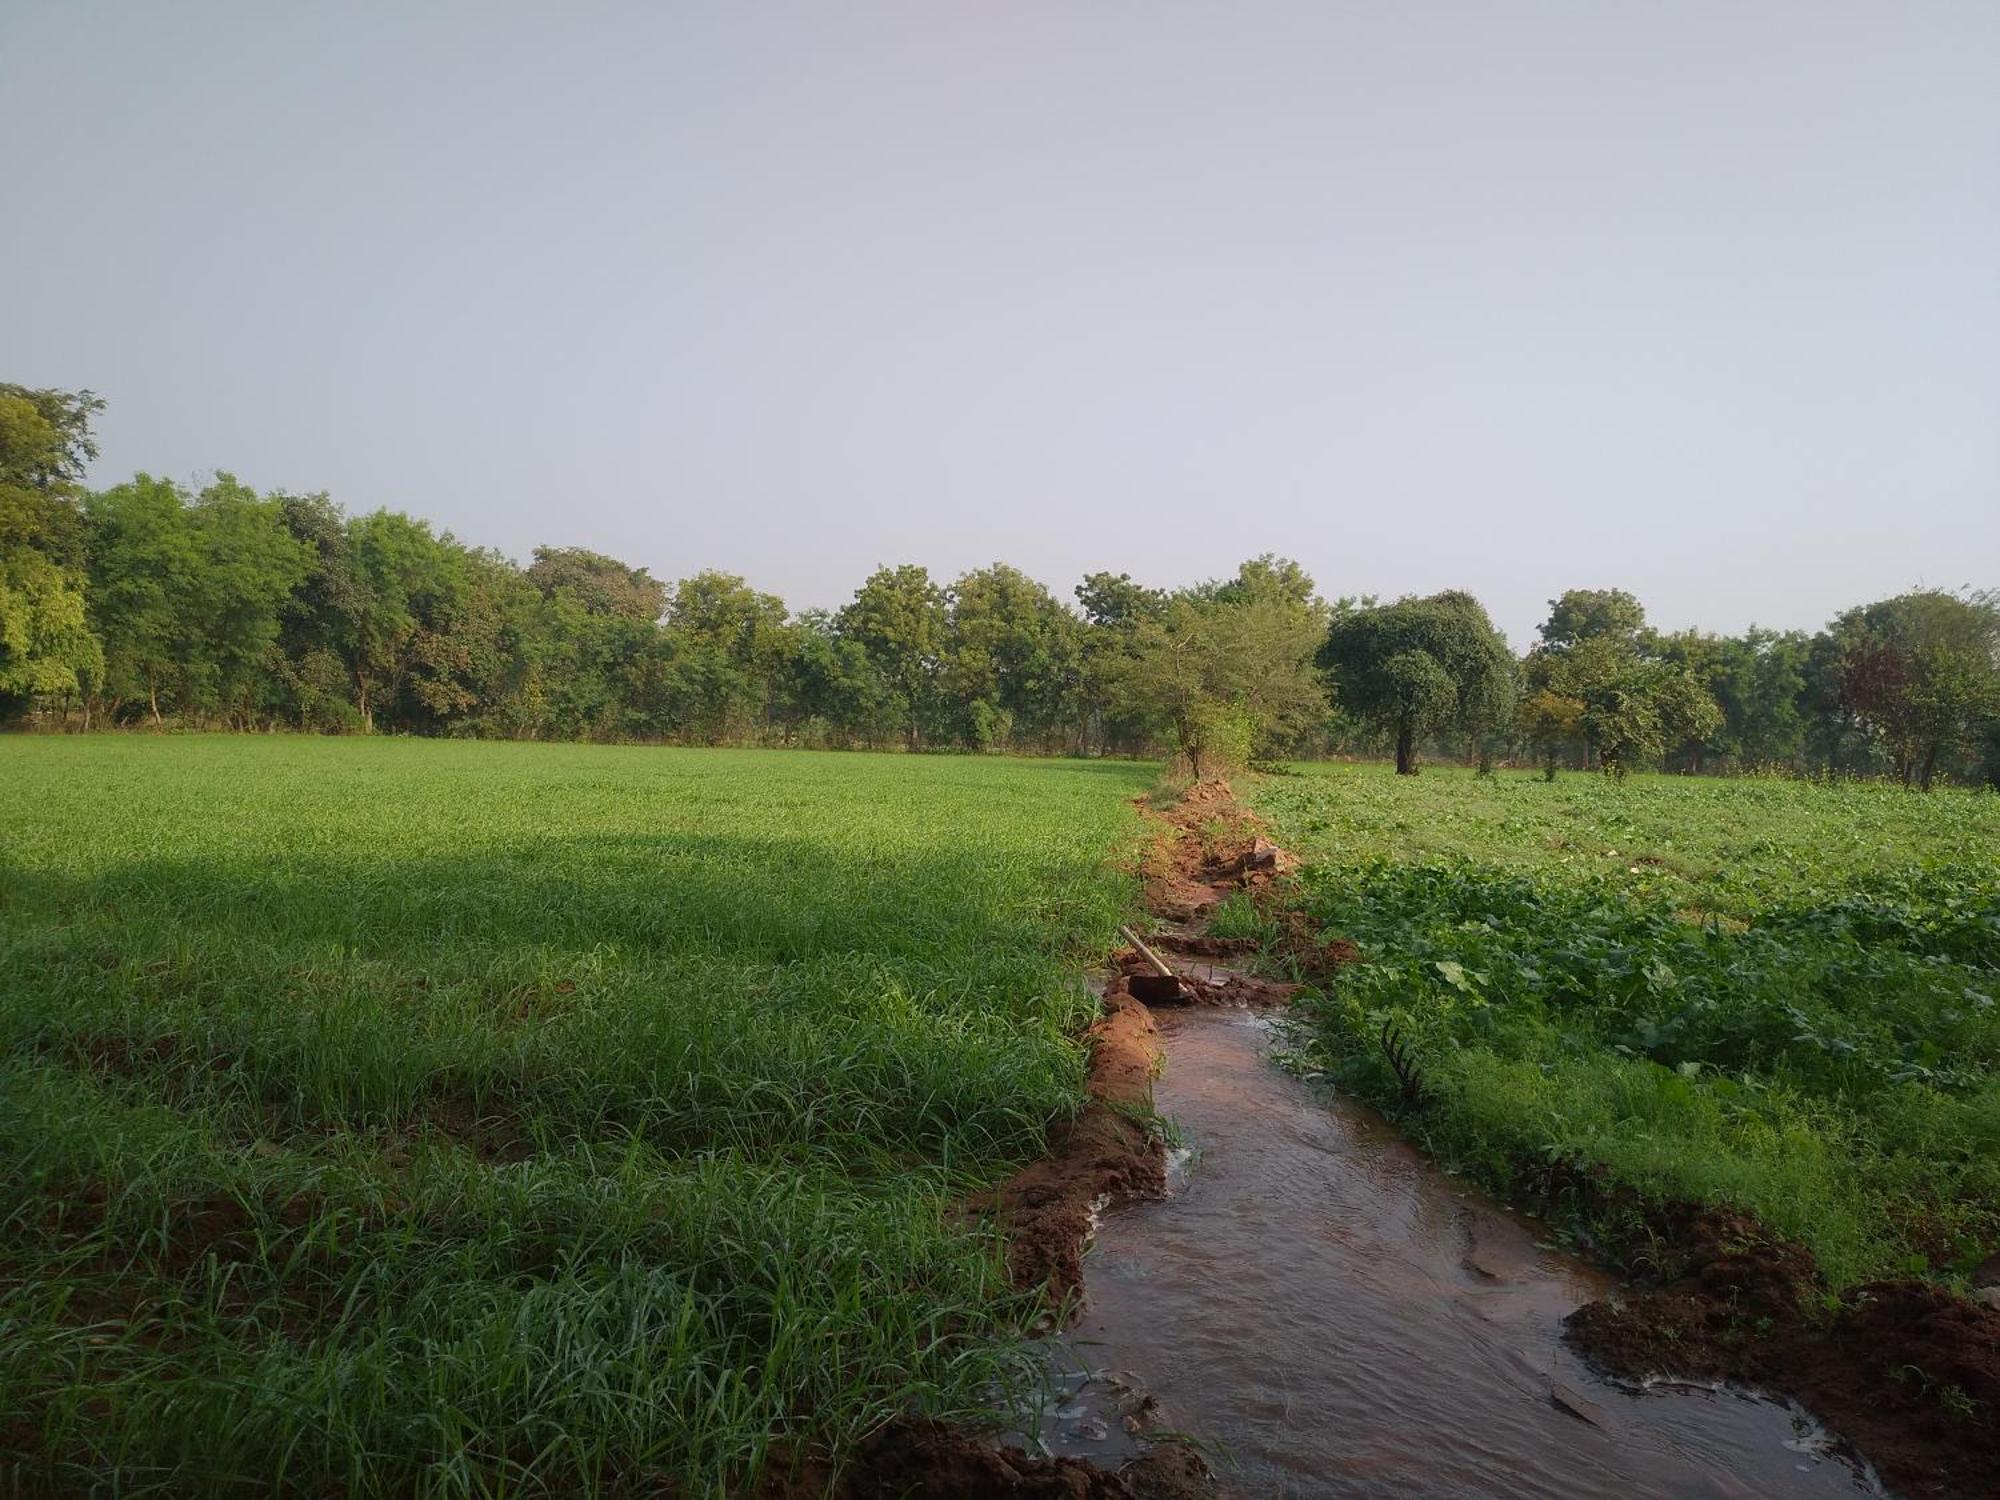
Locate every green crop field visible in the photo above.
<box><xmin>1254</xmin><ymin>764</ymin><xmax>2000</xmax><ymax>1288</ymax></box>
<box><xmin>0</xmin><ymin>736</ymin><xmax>1151</xmax><ymax>1497</ymax></box>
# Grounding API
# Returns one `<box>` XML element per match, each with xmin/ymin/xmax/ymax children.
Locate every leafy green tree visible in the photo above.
<box><xmin>337</xmin><ymin>511</ymin><xmax>473</xmax><ymax>732</ymax></box>
<box><xmin>526</xmin><ymin>547</ymin><xmax>667</xmax><ymax>623</ymax></box>
<box><xmin>520</xmin><ymin>542</ymin><xmax>667</xmax><ymax>738</ymax></box>
<box><xmin>1539</xmin><ymin>588</ymin><xmax>1646</xmax><ymax>651</ymax></box>
<box><xmin>0</xmin><ymin>386</ymin><xmax>104</xmax><ymax>719</ymax></box>
<box><xmin>1648</xmin><ymin>629</ymin><xmax>1729</xmax><ymax>771</ymax></box>
<box><xmin>179</xmin><ymin>476</ymin><xmax>313</xmax><ymax>726</ymax></box>
<box><xmin>661</xmin><ymin>570</ymin><xmax>790</xmax><ymax>742</ymax></box>
<box><xmin>1320</xmin><ymin>592</ymin><xmax>1516</xmax><ymax>774</ymax></box>
<box><xmin>0</xmin><ymin>548</ymin><xmax>100</xmax><ymax>718</ymax></box>
<box><xmin>530</xmin><ymin>587</ymin><xmax>633</xmax><ymax>739</ymax></box>
<box><xmin>773</xmin><ymin>610</ymin><xmax>900</xmax><ymax>747</ymax></box>
<box><xmin>1735</xmin><ymin>629</ymin><xmax>1812</xmax><ymax>768</ymax></box>
<box><xmin>1104</xmin><ymin>576</ymin><xmax>1325</xmax><ymax>779</ymax></box>
<box><xmin>1693</xmin><ymin>627</ymin><xmax>1811</xmax><ymax>770</ymax></box>
<box><xmin>1648</xmin><ymin>628</ymin><xmax>1808</xmax><ymax>773</ymax></box>
<box><xmin>1211</xmin><ymin>553</ymin><xmax>1319</xmax><ymax>610</ymax></box>
<box><xmin>1829</xmin><ymin>590</ymin><xmax>2000</xmax><ymax>789</ymax></box>
<box><xmin>1648</xmin><ymin>661</ymin><xmax>1725</xmax><ymax>771</ymax></box>
<box><xmin>270</xmin><ymin>493</ymin><xmax>364</xmax><ymax>731</ymax></box>
<box><xmin>1515</xmin><ymin>689</ymin><xmax>1583</xmax><ymax>780</ymax></box>
<box><xmin>939</xmin><ymin>564</ymin><xmax>1084</xmax><ymax>751</ymax></box>
<box><xmin>82</xmin><ymin>475</ymin><xmax>197</xmax><ymax>722</ymax></box>
<box><xmin>1075</xmin><ymin>571</ymin><xmax>1165</xmax><ymax>631</ymax></box>
<box><xmin>1076</xmin><ymin>571</ymin><xmax>1167</xmax><ymax>755</ymax></box>
<box><xmin>838</xmin><ymin>565</ymin><xmax>946</xmax><ymax>750</ymax></box>
<box><xmin>1523</xmin><ymin>590</ymin><xmax>1724</xmax><ymax>776</ymax></box>
<box><xmin>1579</xmin><ymin>662</ymin><xmax>1720</xmax><ymax>779</ymax></box>
<box><xmin>395</xmin><ymin>547</ymin><xmax>544</xmax><ymax>735</ymax></box>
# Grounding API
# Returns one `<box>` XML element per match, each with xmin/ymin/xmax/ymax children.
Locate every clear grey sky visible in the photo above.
<box><xmin>5</xmin><ymin>2</ymin><xmax>1996</xmax><ymax>646</ymax></box>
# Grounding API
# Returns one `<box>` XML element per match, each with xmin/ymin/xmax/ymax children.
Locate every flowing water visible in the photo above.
<box><xmin>1020</xmin><ymin>1008</ymin><xmax>1884</xmax><ymax>1500</ymax></box>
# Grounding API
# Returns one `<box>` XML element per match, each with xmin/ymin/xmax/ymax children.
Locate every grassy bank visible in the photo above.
<box><xmin>0</xmin><ymin>736</ymin><xmax>1152</xmax><ymax>1496</ymax></box>
<box><xmin>1254</xmin><ymin>764</ymin><xmax>2000</xmax><ymax>1287</ymax></box>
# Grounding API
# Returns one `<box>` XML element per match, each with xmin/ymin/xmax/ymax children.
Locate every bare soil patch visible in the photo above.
<box><xmin>1567</xmin><ymin>1208</ymin><xmax>2000</xmax><ymax>1500</ymax></box>
<box><xmin>836</xmin><ymin>1421</ymin><xmax>1213</xmax><ymax>1500</ymax></box>
<box><xmin>966</xmin><ymin>980</ymin><xmax>1166</xmax><ymax>1302</ymax></box>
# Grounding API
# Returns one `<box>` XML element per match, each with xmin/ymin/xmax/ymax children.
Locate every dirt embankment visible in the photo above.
<box><xmin>962</xmin><ymin>979</ymin><xmax>1165</xmax><ymax>1302</ymax></box>
<box><xmin>833</xmin><ymin>1420</ymin><xmax>1216</xmax><ymax>1500</ymax></box>
<box><xmin>969</xmin><ymin>777</ymin><xmax>1304</xmax><ymax>1305</ymax></box>
<box><xmin>1563</xmin><ymin>1205</ymin><xmax>2000</xmax><ymax>1500</ymax></box>
<box><xmin>844</xmin><ymin>780</ymin><xmax>1296</xmax><ymax>1499</ymax></box>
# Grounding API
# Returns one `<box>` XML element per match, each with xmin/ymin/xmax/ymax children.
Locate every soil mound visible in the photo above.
<box><xmin>967</xmin><ymin>983</ymin><xmax>1165</xmax><ymax>1301</ymax></box>
<box><xmin>841</xmin><ymin>1420</ymin><xmax>1214</xmax><ymax>1499</ymax></box>
<box><xmin>1569</xmin><ymin>1210</ymin><xmax>2000</xmax><ymax>1499</ymax></box>
<box><xmin>1112</xmin><ymin>948</ymin><xmax>1297</xmax><ymax>1010</ymax></box>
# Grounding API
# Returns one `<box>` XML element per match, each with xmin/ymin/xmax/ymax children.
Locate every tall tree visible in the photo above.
<box><xmin>338</xmin><ymin>511</ymin><xmax>471</xmax><ymax>733</ymax></box>
<box><xmin>1076</xmin><ymin>571</ymin><xmax>1167</xmax><ymax>755</ymax></box>
<box><xmin>1539</xmin><ymin>588</ymin><xmax>1647</xmax><ymax>651</ymax></box>
<box><xmin>1522</xmin><ymin>589</ymin><xmax>1724</xmax><ymax>775</ymax></box>
<box><xmin>1517</xmin><ymin>688</ymin><xmax>1586</xmax><ymax>780</ymax></box>
<box><xmin>940</xmin><ymin>564</ymin><xmax>1083</xmax><ymax>751</ymax></box>
<box><xmin>838</xmin><ymin>565</ymin><xmax>946</xmax><ymax>751</ymax></box>
<box><xmin>82</xmin><ymin>475</ymin><xmax>196</xmax><ymax>722</ymax></box>
<box><xmin>1320</xmin><ymin>592</ymin><xmax>1516</xmax><ymax>774</ymax></box>
<box><xmin>0</xmin><ymin>386</ymin><xmax>104</xmax><ymax>719</ymax></box>
<box><xmin>773</xmin><ymin>609</ymin><xmax>899</xmax><ymax>747</ymax></box>
<box><xmin>1104</xmin><ymin>571</ymin><xmax>1324</xmax><ymax>779</ymax></box>
<box><xmin>526</xmin><ymin>546</ymin><xmax>667</xmax><ymax>623</ymax></box>
<box><xmin>271</xmin><ymin>493</ymin><xmax>365</xmax><ymax>731</ymax></box>
<box><xmin>1828</xmin><ymin>590</ymin><xmax>2000</xmax><ymax>789</ymax></box>
<box><xmin>661</xmin><ymin>571</ymin><xmax>790</xmax><ymax>742</ymax></box>
<box><xmin>179</xmin><ymin>476</ymin><xmax>312</xmax><ymax>726</ymax></box>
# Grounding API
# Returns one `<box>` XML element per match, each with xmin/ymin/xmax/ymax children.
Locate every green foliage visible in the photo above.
<box><xmin>1516</xmin><ymin>688</ymin><xmax>1584</xmax><ymax>779</ymax></box>
<box><xmin>1538</xmin><ymin>587</ymin><xmax>1646</xmax><ymax>650</ymax></box>
<box><xmin>1320</xmin><ymin>591</ymin><xmax>1516</xmax><ymax>774</ymax></box>
<box><xmin>1097</xmin><ymin>560</ymin><xmax>1326</xmax><ymax>779</ymax></box>
<box><xmin>0</xmin><ymin>386</ymin><xmax>104</xmax><ymax>714</ymax></box>
<box><xmin>938</xmin><ymin>564</ymin><xmax>1085</xmax><ymax>752</ymax></box>
<box><xmin>526</xmin><ymin>545</ymin><xmax>668</xmax><ymax>622</ymax></box>
<box><xmin>0</xmin><ymin>548</ymin><xmax>100</xmax><ymax>711</ymax></box>
<box><xmin>1826</xmin><ymin>590</ymin><xmax>2000</xmax><ymax>789</ymax></box>
<box><xmin>1258</xmin><ymin>764</ymin><xmax>2000</xmax><ymax>1286</ymax></box>
<box><xmin>1522</xmin><ymin>590</ymin><xmax>1727</xmax><ymax>778</ymax></box>
<box><xmin>1651</xmin><ymin>626</ymin><xmax>1811</xmax><ymax>771</ymax></box>
<box><xmin>0</xmin><ymin>737</ymin><xmax>1154</xmax><ymax>1494</ymax></box>
<box><xmin>7</xmin><ymin>387</ymin><xmax>1995</xmax><ymax>785</ymax></box>
<box><xmin>837</xmin><ymin>564</ymin><xmax>947</xmax><ymax>749</ymax></box>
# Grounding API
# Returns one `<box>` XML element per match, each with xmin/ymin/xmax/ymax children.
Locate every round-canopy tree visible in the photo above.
<box><xmin>1320</xmin><ymin>591</ymin><xmax>1516</xmax><ymax>774</ymax></box>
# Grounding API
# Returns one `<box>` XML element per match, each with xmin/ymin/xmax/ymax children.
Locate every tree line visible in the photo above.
<box><xmin>4</xmin><ymin>383</ymin><xmax>1996</xmax><ymax>787</ymax></box>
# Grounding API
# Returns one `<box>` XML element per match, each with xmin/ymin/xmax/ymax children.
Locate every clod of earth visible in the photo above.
<box><xmin>839</xmin><ymin>1421</ymin><xmax>1215</xmax><ymax>1500</ymax></box>
<box><xmin>1567</xmin><ymin>1209</ymin><xmax>2000</xmax><ymax>1500</ymax></box>
<box><xmin>967</xmin><ymin>980</ymin><xmax>1166</xmax><ymax>1302</ymax></box>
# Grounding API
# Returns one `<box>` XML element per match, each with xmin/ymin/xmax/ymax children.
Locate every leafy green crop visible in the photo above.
<box><xmin>0</xmin><ymin>735</ymin><xmax>1152</xmax><ymax>1496</ymax></box>
<box><xmin>1258</xmin><ymin>763</ymin><xmax>2000</xmax><ymax>1287</ymax></box>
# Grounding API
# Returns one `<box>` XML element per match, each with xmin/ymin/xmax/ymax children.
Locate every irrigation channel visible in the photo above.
<box><xmin>1019</xmin><ymin>991</ymin><xmax>1882</xmax><ymax>1498</ymax></box>
<box><xmin>993</xmin><ymin>794</ymin><xmax>1887</xmax><ymax>1500</ymax></box>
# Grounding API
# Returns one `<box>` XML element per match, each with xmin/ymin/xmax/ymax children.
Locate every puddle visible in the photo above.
<box><xmin>1016</xmin><ymin>1009</ymin><xmax>1884</xmax><ymax>1499</ymax></box>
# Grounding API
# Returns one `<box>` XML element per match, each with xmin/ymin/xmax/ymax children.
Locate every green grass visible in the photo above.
<box><xmin>1255</xmin><ymin>764</ymin><xmax>2000</xmax><ymax>1288</ymax></box>
<box><xmin>0</xmin><ymin>736</ymin><xmax>1153</xmax><ymax>1497</ymax></box>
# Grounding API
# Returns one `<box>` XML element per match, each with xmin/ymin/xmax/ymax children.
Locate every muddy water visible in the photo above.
<box><xmin>1030</xmin><ymin>1010</ymin><xmax>1883</xmax><ymax>1500</ymax></box>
